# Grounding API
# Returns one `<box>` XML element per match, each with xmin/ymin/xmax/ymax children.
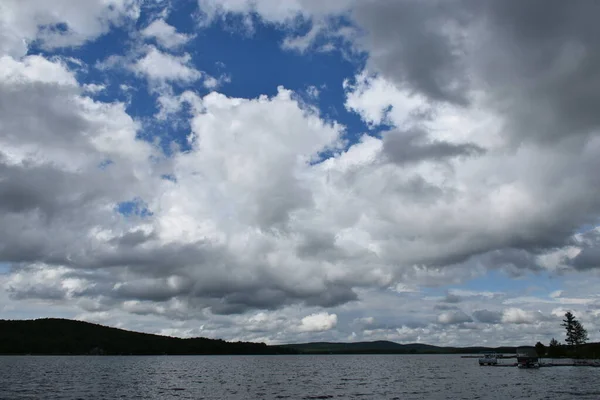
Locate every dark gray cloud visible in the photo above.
<box><xmin>382</xmin><ymin>128</ymin><xmax>484</xmax><ymax>166</ymax></box>
<box><xmin>352</xmin><ymin>0</ymin><xmax>473</xmax><ymax>105</ymax></box>
<box><xmin>571</xmin><ymin>249</ymin><xmax>599</xmax><ymax>270</ymax></box>
<box><xmin>296</xmin><ymin>231</ymin><xmax>338</xmax><ymax>259</ymax></box>
<box><xmin>254</xmin><ymin>169</ymin><xmax>314</xmax><ymax>230</ymax></box>
<box><xmin>109</xmin><ymin>230</ymin><xmax>157</xmax><ymax>248</ymax></box>
<box><xmin>0</xmin><ymin>159</ymin><xmax>110</xmax><ymax>220</ymax></box>
<box><xmin>378</xmin><ymin>175</ymin><xmax>447</xmax><ymax>205</ymax></box>
<box><xmin>434</xmin><ymin>304</ymin><xmax>459</xmax><ymax>311</ymax></box>
<box><xmin>303</xmin><ymin>284</ymin><xmax>358</xmax><ymax>307</ymax></box>
<box><xmin>442</xmin><ymin>293</ymin><xmax>462</xmax><ymax>304</ymax></box>
<box><xmin>473</xmin><ymin>309</ymin><xmax>502</xmax><ymax>324</ymax></box>
<box><xmin>553</xmin><ymin>229</ymin><xmax>600</xmax><ymax>270</ymax></box>
<box><xmin>480</xmin><ymin>249</ymin><xmax>543</xmax><ymax>275</ymax></box>
<box><xmin>113</xmin><ymin>278</ymin><xmax>193</xmax><ymax>302</ymax></box>
<box><xmin>192</xmin><ymin>282</ymin><xmax>356</xmax><ymax>315</ymax></box>
<box><xmin>474</xmin><ymin>0</ymin><xmax>600</xmax><ymax>144</ymax></box>
<box><xmin>208</xmin><ymin>289</ymin><xmax>292</xmax><ymax>315</ymax></box>
<box><xmin>571</xmin><ymin>245</ymin><xmax>600</xmax><ymax>271</ymax></box>
<box><xmin>0</xmin><ymin>81</ymin><xmax>89</xmax><ymax>148</ymax></box>
<box><xmin>7</xmin><ymin>284</ymin><xmax>67</xmax><ymax>301</ymax></box>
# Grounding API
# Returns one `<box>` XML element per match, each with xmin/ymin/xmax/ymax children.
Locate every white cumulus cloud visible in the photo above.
<box><xmin>298</xmin><ymin>312</ymin><xmax>338</xmax><ymax>332</ymax></box>
<box><xmin>141</xmin><ymin>19</ymin><xmax>194</xmax><ymax>49</ymax></box>
<box><xmin>131</xmin><ymin>46</ymin><xmax>201</xmax><ymax>84</ymax></box>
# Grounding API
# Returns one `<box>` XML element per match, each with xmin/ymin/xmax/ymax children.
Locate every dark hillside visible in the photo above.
<box><xmin>0</xmin><ymin>318</ymin><xmax>295</xmax><ymax>355</ymax></box>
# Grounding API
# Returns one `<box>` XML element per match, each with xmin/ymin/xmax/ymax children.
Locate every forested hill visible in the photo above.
<box><xmin>0</xmin><ymin>318</ymin><xmax>296</xmax><ymax>355</ymax></box>
<box><xmin>283</xmin><ymin>341</ymin><xmax>517</xmax><ymax>354</ymax></box>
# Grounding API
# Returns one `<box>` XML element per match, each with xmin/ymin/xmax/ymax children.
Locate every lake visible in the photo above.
<box><xmin>1</xmin><ymin>354</ymin><xmax>599</xmax><ymax>399</ymax></box>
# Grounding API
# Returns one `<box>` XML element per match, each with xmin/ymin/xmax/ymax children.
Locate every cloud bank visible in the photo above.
<box><xmin>1</xmin><ymin>0</ymin><xmax>600</xmax><ymax>346</ymax></box>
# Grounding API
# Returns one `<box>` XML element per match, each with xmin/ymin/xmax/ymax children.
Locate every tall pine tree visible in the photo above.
<box><xmin>562</xmin><ymin>311</ymin><xmax>588</xmax><ymax>346</ymax></box>
<box><xmin>562</xmin><ymin>311</ymin><xmax>576</xmax><ymax>346</ymax></box>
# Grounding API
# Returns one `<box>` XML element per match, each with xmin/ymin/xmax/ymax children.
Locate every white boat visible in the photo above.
<box><xmin>478</xmin><ymin>352</ymin><xmax>498</xmax><ymax>365</ymax></box>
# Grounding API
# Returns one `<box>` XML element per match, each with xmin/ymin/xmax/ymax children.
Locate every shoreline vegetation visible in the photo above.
<box><xmin>1</xmin><ymin>318</ymin><xmax>599</xmax><ymax>357</ymax></box>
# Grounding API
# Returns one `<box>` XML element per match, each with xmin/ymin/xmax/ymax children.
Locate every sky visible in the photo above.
<box><xmin>1</xmin><ymin>0</ymin><xmax>600</xmax><ymax>347</ymax></box>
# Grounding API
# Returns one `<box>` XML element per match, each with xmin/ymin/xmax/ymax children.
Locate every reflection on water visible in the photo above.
<box><xmin>1</xmin><ymin>354</ymin><xmax>599</xmax><ymax>399</ymax></box>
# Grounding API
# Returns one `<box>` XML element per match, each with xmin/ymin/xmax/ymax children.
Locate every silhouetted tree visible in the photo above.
<box><xmin>562</xmin><ymin>311</ymin><xmax>577</xmax><ymax>346</ymax></box>
<box><xmin>535</xmin><ymin>341</ymin><xmax>546</xmax><ymax>357</ymax></box>
<box><xmin>548</xmin><ymin>337</ymin><xmax>562</xmax><ymax>358</ymax></box>
<box><xmin>562</xmin><ymin>311</ymin><xmax>588</xmax><ymax>347</ymax></box>
<box><xmin>573</xmin><ymin>320</ymin><xmax>589</xmax><ymax>346</ymax></box>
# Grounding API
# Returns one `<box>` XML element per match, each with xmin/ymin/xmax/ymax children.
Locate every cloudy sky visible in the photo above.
<box><xmin>1</xmin><ymin>0</ymin><xmax>600</xmax><ymax>347</ymax></box>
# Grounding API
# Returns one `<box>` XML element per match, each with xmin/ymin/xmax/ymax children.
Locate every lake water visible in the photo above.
<box><xmin>1</xmin><ymin>354</ymin><xmax>599</xmax><ymax>399</ymax></box>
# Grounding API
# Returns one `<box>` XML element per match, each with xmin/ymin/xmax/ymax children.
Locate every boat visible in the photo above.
<box><xmin>516</xmin><ymin>346</ymin><xmax>539</xmax><ymax>368</ymax></box>
<box><xmin>478</xmin><ymin>352</ymin><xmax>498</xmax><ymax>366</ymax></box>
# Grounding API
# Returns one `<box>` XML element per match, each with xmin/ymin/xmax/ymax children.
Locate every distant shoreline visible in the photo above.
<box><xmin>6</xmin><ymin>318</ymin><xmax>598</xmax><ymax>358</ymax></box>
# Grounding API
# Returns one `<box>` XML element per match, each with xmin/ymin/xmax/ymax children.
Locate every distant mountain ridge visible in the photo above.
<box><xmin>283</xmin><ymin>340</ymin><xmax>517</xmax><ymax>354</ymax></box>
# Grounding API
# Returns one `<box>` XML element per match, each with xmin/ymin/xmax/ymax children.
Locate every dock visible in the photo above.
<box><xmin>473</xmin><ymin>349</ymin><xmax>600</xmax><ymax>368</ymax></box>
<box><xmin>543</xmin><ymin>363</ymin><xmax>600</xmax><ymax>367</ymax></box>
<box><xmin>478</xmin><ymin>360</ymin><xmax>600</xmax><ymax>368</ymax></box>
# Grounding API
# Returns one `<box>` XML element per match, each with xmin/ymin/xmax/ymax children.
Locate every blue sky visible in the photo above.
<box><xmin>28</xmin><ymin>3</ymin><xmax>369</xmax><ymax>152</ymax></box>
<box><xmin>1</xmin><ymin>0</ymin><xmax>600</xmax><ymax>346</ymax></box>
